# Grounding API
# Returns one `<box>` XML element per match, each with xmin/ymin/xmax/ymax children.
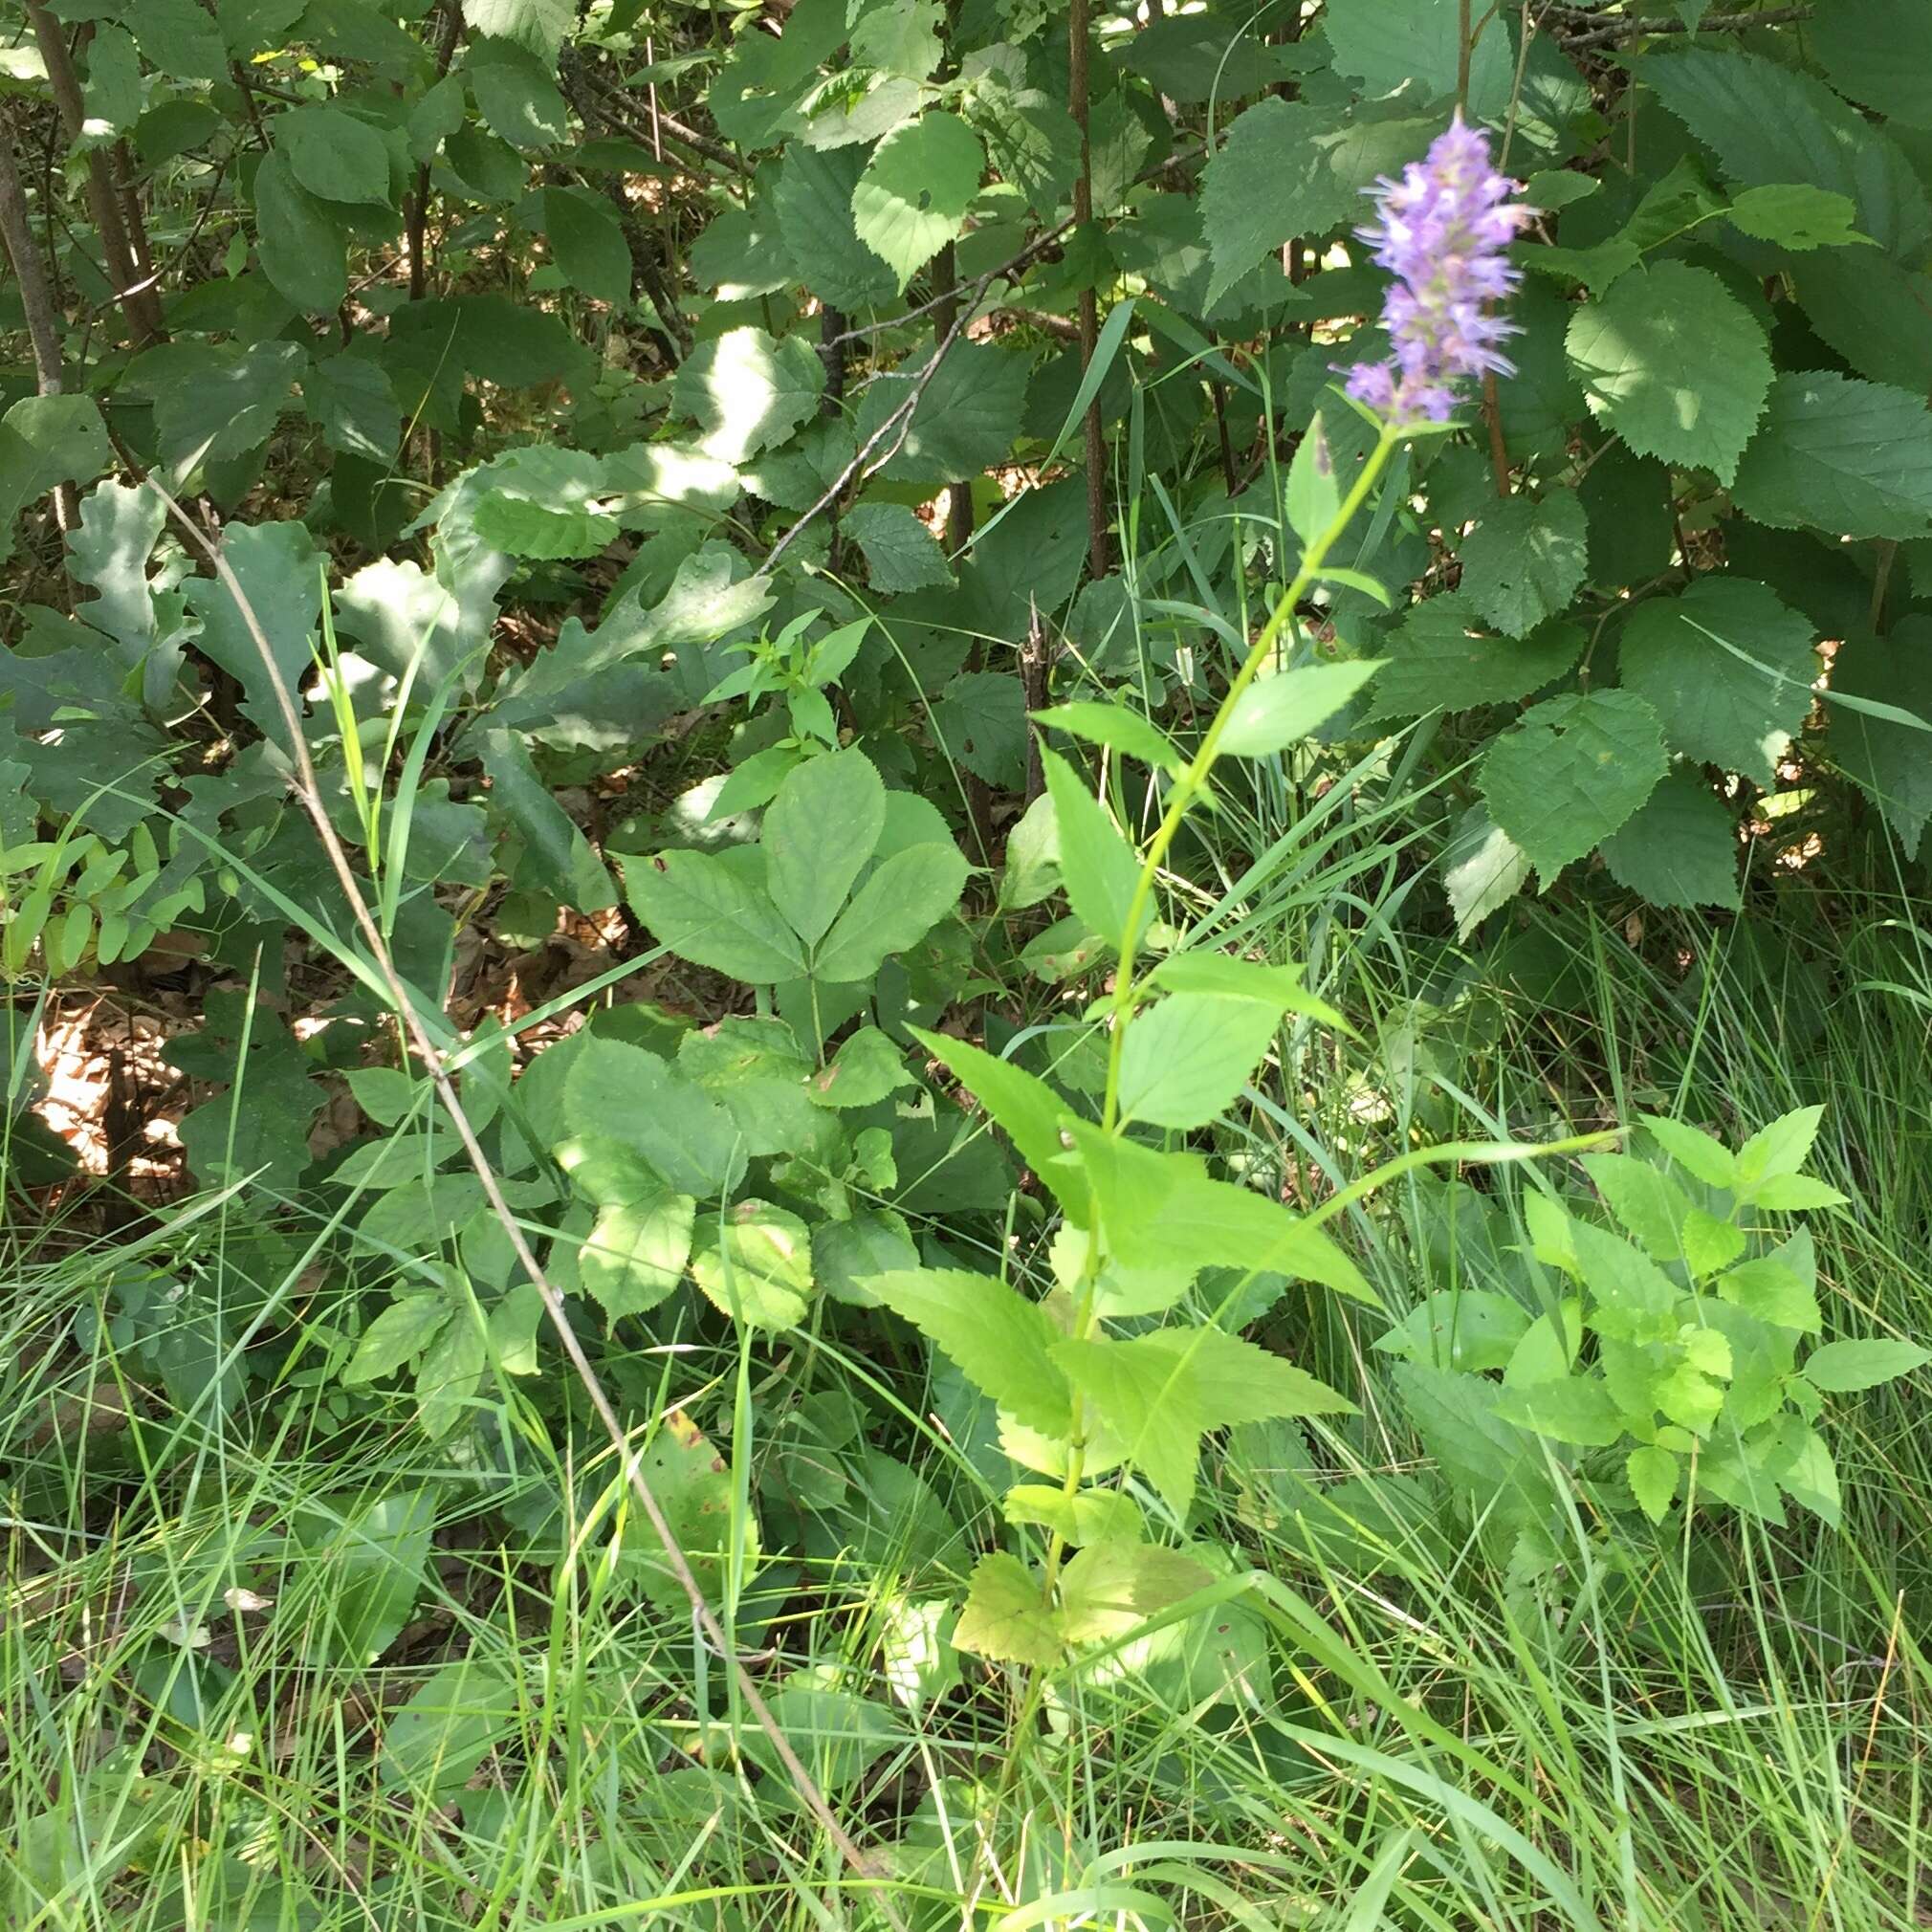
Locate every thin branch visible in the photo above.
<box><xmin>1554</xmin><ymin>4</ymin><xmax>1812</xmax><ymax>53</ymax></box>
<box><xmin>113</xmin><ymin>450</ymin><xmax>914</xmax><ymax>1932</ymax></box>
<box><xmin>0</xmin><ymin>114</ymin><xmax>77</xmax><ymax>530</ymax></box>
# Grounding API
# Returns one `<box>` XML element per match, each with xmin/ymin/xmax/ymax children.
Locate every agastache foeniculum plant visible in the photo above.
<box><xmin>1344</xmin><ymin>113</ymin><xmax>1531</xmax><ymax>427</ymax></box>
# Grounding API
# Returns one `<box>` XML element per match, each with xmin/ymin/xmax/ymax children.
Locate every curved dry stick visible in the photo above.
<box><xmin>126</xmin><ymin>461</ymin><xmax>911</xmax><ymax>1932</ymax></box>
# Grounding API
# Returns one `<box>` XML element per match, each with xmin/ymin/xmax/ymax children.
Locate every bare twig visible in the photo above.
<box><xmin>1553</xmin><ymin>4</ymin><xmax>1812</xmax><ymax>53</ymax></box>
<box><xmin>0</xmin><ymin>115</ymin><xmax>77</xmax><ymax>531</ymax></box>
<box><xmin>760</xmin><ymin>221</ymin><xmax>1079</xmax><ymax>576</ymax></box>
<box><xmin>118</xmin><ymin>457</ymin><xmax>913</xmax><ymax>1932</ymax></box>
<box><xmin>1069</xmin><ymin>0</ymin><xmax>1109</xmax><ymax>579</ymax></box>
<box><xmin>24</xmin><ymin>1</ymin><xmax>163</xmax><ymax>343</ymax></box>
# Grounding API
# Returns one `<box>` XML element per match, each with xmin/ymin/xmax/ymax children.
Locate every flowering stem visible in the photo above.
<box><xmin>1097</xmin><ymin>422</ymin><xmax>1401</xmax><ymax>1139</ymax></box>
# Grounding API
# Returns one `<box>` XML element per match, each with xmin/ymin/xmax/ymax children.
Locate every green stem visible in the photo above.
<box><xmin>1029</xmin><ymin>425</ymin><xmax>1402</xmax><ymax>1601</ymax></box>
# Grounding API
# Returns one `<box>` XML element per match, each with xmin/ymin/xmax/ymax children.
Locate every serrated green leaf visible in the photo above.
<box><xmin>1326</xmin><ymin>0</ymin><xmax>1512</xmax><ymax>114</ymax></box>
<box><xmin>763</xmin><ymin>749</ymin><xmax>885</xmax><ymax>947</ymax></box>
<box><xmin>851</xmin><ymin>111</ymin><xmax>984</xmax><ymax>291</ymax></box>
<box><xmin>343</xmin><ymin>1296</ymin><xmax>453</xmax><ymax>1386</ymax></box>
<box><xmin>863</xmin><ymin>340</ymin><xmax>1029</xmax><ymax>484</ymax></box>
<box><xmin>1493</xmin><ymin>1376</ymin><xmax>1628</xmax><ymax>1447</ymax></box>
<box><xmin>1732</xmin><ymin>372</ymin><xmax>1932</xmax><ymax>541</ymax></box>
<box><xmin>692</xmin><ymin>1199</ymin><xmax>814</xmax><ymax>1328</ymax></box>
<box><xmin>671</xmin><ymin>326</ymin><xmax>823</xmax><ymax>465</ymax></box>
<box><xmin>1641</xmin><ymin>46</ymin><xmax>1930</xmax><ymax>255</ymax></box>
<box><xmin>1625</xmin><ymin>1444</ymin><xmax>1678</xmax><ymax>1525</ymax></box>
<box><xmin>564</xmin><ymin>1041</ymin><xmax>746</xmax><ymax>1198</ymax></box>
<box><xmin>1040</xmin><ymin>747</ymin><xmax>1144</xmax><ymax>951</ymax></box>
<box><xmin>542</xmin><ymin>186</ymin><xmax>631</xmax><ymax>308</ymax></box>
<box><xmin>1056</xmin><ymin>1541</ymin><xmax>1213</xmax><ymax>1646</ymax></box>
<box><xmin>625</xmin><ymin>848</ymin><xmax>806</xmax><ymax>983</ymax></box>
<box><xmin>1599</xmin><ymin>771</ymin><xmax>1742</xmax><ymax>911</ymax></box>
<box><xmin>560</xmin><ymin>1141</ymin><xmax>697</xmax><ymax>1321</ymax></box>
<box><xmin>1804</xmin><ymin>1337</ymin><xmax>1930</xmax><ymax>1393</ymax></box>
<box><xmin>1717</xmin><ymin>1257</ymin><xmax>1821</xmax><ymax>1334</ymax></box>
<box><xmin>869</xmin><ymin>1267</ymin><xmax>1073</xmax><ymax>1437</ymax></box>
<box><xmin>933</xmin><ymin>670</ymin><xmax>1028</xmax><ymax>789</ymax></box>
<box><xmin>1811</xmin><ymin>0</ymin><xmax>1932</xmax><ymax>129</ymax></box>
<box><xmin>415</xmin><ymin>1309</ymin><xmax>486</xmax><ymax>1440</ymax></box>
<box><xmin>1480</xmin><ymin>690</ymin><xmax>1667</xmax><ymax>880</ymax></box>
<box><xmin>1458</xmin><ymin>492</ymin><xmax>1589</xmax><ymax>640</ymax></box>
<box><xmin>461</xmin><ymin>0</ymin><xmax>573</xmax><ymax>58</ymax></box>
<box><xmin>1115</xmin><ymin>994</ymin><xmax>1278</xmax><ymax>1130</ymax></box>
<box><xmin>1220</xmin><ymin>660</ymin><xmax>1382</xmax><ymax>757</ymax></box>
<box><xmin>1566</xmin><ymin>262</ymin><xmax>1769</xmax><ymax>485</ymax></box>
<box><xmin>1638</xmin><ymin>1114</ymin><xmax>1737</xmax><ymax>1189</ymax></box>
<box><xmin>1366</xmin><ymin>595</ymin><xmax>1584</xmax><ymax>723</ymax></box>
<box><xmin>953</xmin><ymin>1551</ymin><xmax>1063</xmax><ymax>1665</ymax></box>
<box><xmin>1618</xmin><ymin>578</ymin><xmax>1818</xmax><ymax>782</ymax></box>
<box><xmin>813</xmin><ymin>841</ymin><xmax>967</xmax><ymax>981</ymax></box>
<box><xmin>1725</xmin><ymin>185</ymin><xmax>1872</xmax><ymax>252</ymax></box>
<box><xmin>845</xmin><ymin>501</ymin><xmax>954</xmax><ymax>591</ymax></box>
<box><xmin>1054</xmin><ymin>1327</ymin><xmax>1351</xmax><ymax>1518</ymax></box>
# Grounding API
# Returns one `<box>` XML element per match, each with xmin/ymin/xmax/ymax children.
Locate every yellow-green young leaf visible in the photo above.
<box><xmin>1625</xmin><ymin>1444</ymin><xmax>1678</xmax><ymax>1525</ymax></box>
<box><xmin>577</xmin><ymin>1179</ymin><xmax>696</xmax><ymax>1322</ymax></box>
<box><xmin>1580</xmin><ymin>1153</ymin><xmax>1694</xmax><ymax>1264</ymax></box>
<box><xmin>953</xmin><ymin>1551</ymin><xmax>1064</xmax><ymax>1666</ymax></box>
<box><xmin>851</xmin><ymin>112</ymin><xmax>985</xmax><ymax>291</ymax></box>
<box><xmin>1039</xmin><ymin>747</ymin><xmax>1145</xmax><ymax>951</ymax></box>
<box><xmin>692</xmin><ymin>1200</ymin><xmax>814</xmax><ymax>1328</ymax></box>
<box><xmin>763</xmin><ymin>748</ymin><xmax>886</xmax><ymax>946</ymax></box>
<box><xmin>1056</xmin><ymin>1541</ymin><xmax>1213</xmax><ymax>1646</ymax></box>
<box><xmin>1735</xmin><ymin>1104</ymin><xmax>1825</xmax><ymax>1189</ymax></box>
<box><xmin>1115</xmin><ymin>993</ymin><xmax>1278</xmax><ymax>1129</ymax></box>
<box><xmin>1638</xmin><ymin>1113</ymin><xmax>1737</xmax><ymax>1189</ymax></box>
<box><xmin>1147</xmin><ymin>952</ymin><xmax>1349</xmax><ymax>1032</ymax></box>
<box><xmin>1053</xmin><ymin>1327</ymin><xmax>1352</xmax><ymax>1517</ymax></box>
<box><xmin>1566</xmin><ymin>261</ymin><xmax>1770</xmax><ymax>485</ymax></box>
<box><xmin>1748</xmin><ymin>1174</ymin><xmax>1849</xmax><ymax>1210</ymax></box>
<box><xmin>342</xmin><ymin>1296</ymin><xmax>453</xmax><ymax>1386</ymax></box>
<box><xmin>1066</xmin><ymin>1121</ymin><xmax>1377</xmax><ymax>1305</ymax></box>
<box><xmin>807</xmin><ymin>1027</ymin><xmax>915</xmax><ymax>1110</ymax></box>
<box><xmin>1492</xmin><ymin>1375</ymin><xmax>1629</xmax><ymax>1447</ymax></box>
<box><xmin>1715</xmin><ymin>1260</ymin><xmax>1815</xmax><ymax>1336</ymax></box>
<box><xmin>1802</xmin><ymin>1337</ymin><xmax>1931</xmax><ymax>1393</ymax></box>
<box><xmin>1681</xmin><ymin>1206</ymin><xmax>1746</xmax><ymax>1280</ymax></box>
<box><xmin>1219</xmin><ymin>660</ymin><xmax>1381</xmax><ymax>757</ymax></box>
<box><xmin>869</xmin><ymin>1268</ymin><xmax>1073</xmax><ymax>1438</ymax></box>
<box><xmin>1002</xmin><ymin>1483</ymin><xmax>1146</xmax><ymax>1547</ymax></box>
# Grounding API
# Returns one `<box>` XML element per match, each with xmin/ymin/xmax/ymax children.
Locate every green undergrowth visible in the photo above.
<box><xmin>4</xmin><ymin>890</ymin><xmax>1927</xmax><ymax>1932</ymax></box>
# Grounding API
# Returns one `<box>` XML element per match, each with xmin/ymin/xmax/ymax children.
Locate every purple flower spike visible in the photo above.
<box><xmin>1343</xmin><ymin>114</ymin><xmax>1530</xmax><ymax>427</ymax></box>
